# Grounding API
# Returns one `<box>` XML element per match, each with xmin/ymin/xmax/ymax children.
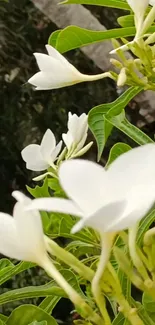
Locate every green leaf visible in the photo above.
<box><xmin>142</xmin><ymin>293</ymin><xmax>155</xmax><ymax>313</ymax></box>
<box><xmin>131</xmin><ymin>299</ymin><xmax>155</xmax><ymax>325</ymax></box>
<box><xmin>39</xmin><ymin>296</ymin><xmax>61</xmax><ymax>314</ymax></box>
<box><xmin>29</xmin><ymin>321</ymin><xmax>47</xmax><ymax>325</ymax></box>
<box><xmin>27</xmin><ymin>178</ymin><xmax>50</xmax><ymax>198</ymax></box>
<box><xmin>112</xmin><ymin>312</ymin><xmax>125</xmax><ymax>325</ymax></box>
<box><xmin>49</xmin><ymin>25</ymin><xmax>136</xmax><ymax>53</ymax></box>
<box><xmin>48</xmin><ymin>30</ymin><xmax>61</xmax><ymax>48</ymax></box>
<box><xmin>106</xmin><ymin>142</ymin><xmax>131</xmax><ymax>166</ymax></box>
<box><xmin>0</xmin><ymin>261</ymin><xmax>34</xmax><ymax>286</ymax></box>
<box><xmin>137</xmin><ymin>209</ymin><xmax>155</xmax><ymax>245</ymax></box>
<box><xmin>88</xmin><ymin>86</ymin><xmax>142</xmax><ymax>160</ymax></box>
<box><xmin>0</xmin><ymin>314</ymin><xmax>7</xmax><ymax>322</ymax></box>
<box><xmin>0</xmin><ymin>269</ymin><xmax>84</xmax><ymax>306</ymax></box>
<box><xmin>49</xmin><ymin>25</ymin><xmax>155</xmax><ymax>53</ymax></box>
<box><xmin>61</xmin><ymin>0</ymin><xmax>130</xmax><ymax>10</ymax></box>
<box><xmin>106</xmin><ymin>112</ymin><xmax>153</xmax><ymax>146</ymax></box>
<box><xmin>0</xmin><ymin>320</ymin><xmax>5</xmax><ymax>325</ymax></box>
<box><xmin>0</xmin><ymin>281</ymin><xmax>64</xmax><ymax>306</ymax></box>
<box><xmin>6</xmin><ymin>305</ymin><xmax>58</xmax><ymax>325</ymax></box>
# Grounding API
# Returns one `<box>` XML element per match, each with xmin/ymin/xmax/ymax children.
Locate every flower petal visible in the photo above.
<box><xmin>28</xmin><ymin>72</ymin><xmax>57</xmax><ymax>90</ymax></box>
<box><xmin>49</xmin><ymin>140</ymin><xmax>62</xmax><ymax>163</ymax></box>
<box><xmin>27</xmin><ymin>197</ymin><xmax>84</xmax><ymax>217</ymax></box>
<box><xmin>13</xmin><ymin>193</ymin><xmax>46</xmax><ymax>264</ymax></box>
<box><xmin>59</xmin><ymin>159</ymin><xmax>107</xmax><ymax>214</ymax></box>
<box><xmin>40</xmin><ymin>129</ymin><xmax>56</xmax><ymax>161</ymax></box>
<box><xmin>107</xmin><ymin>144</ymin><xmax>155</xmax><ymax>201</ymax></box>
<box><xmin>108</xmin><ymin>184</ymin><xmax>155</xmax><ymax>232</ymax></box>
<box><xmin>127</xmin><ymin>0</ymin><xmax>149</xmax><ymax>15</ymax></box>
<box><xmin>21</xmin><ymin>144</ymin><xmax>48</xmax><ymax>171</ymax></box>
<box><xmin>71</xmin><ymin>200</ymin><xmax>127</xmax><ymax>233</ymax></box>
<box><xmin>45</xmin><ymin>44</ymin><xmax>71</xmax><ymax>67</ymax></box>
<box><xmin>62</xmin><ymin>131</ymin><xmax>74</xmax><ymax>149</ymax></box>
<box><xmin>68</xmin><ymin>113</ymin><xmax>88</xmax><ymax>144</ymax></box>
<box><xmin>0</xmin><ymin>213</ymin><xmax>25</xmax><ymax>260</ymax></box>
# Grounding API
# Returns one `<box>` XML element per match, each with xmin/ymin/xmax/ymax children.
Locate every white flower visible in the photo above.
<box><xmin>62</xmin><ymin>112</ymin><xmax>93</xmax><ymax>157</ymax></box>
<box><xmin>127</xmin><ymin>0</ymin><xmax>149</xmax><ymax>17</ymax></box>
<box><xmin>0</xmin><ymin>191</ymin><xmax>47</xmax><ymax>265</ymax></box>
<box><xmin>21</xmin><ymin>129</ymin><xmax>62</xmax><ymax>171</ymax></box>
<box><xmin>27</xmin><ymin>144</ymin><xmax>155</xmax><ymax>234</ymax></box>
<box><xmin>28</xmin><ymin>45</ymin><xmax>112</xmax><ymax>90</ymax></box>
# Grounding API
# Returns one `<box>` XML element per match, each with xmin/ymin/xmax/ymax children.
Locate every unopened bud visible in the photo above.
<box><xmin>110</xmin><ymin>58</ymin><xmax>123</xmax><ymax>69</ymax></box>
<box><xmin>117</xmin><ymin>68</ymin><xmax>127</xmax><ymax>87</ymax></box>
<box><xmin>145</xmin><ymin>32</ymin><xmax>155</xmax><ymax>45</ymax></box>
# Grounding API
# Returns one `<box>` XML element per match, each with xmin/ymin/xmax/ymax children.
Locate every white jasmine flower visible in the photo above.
<box><xmin>127</xmin><ymin>0</ymin><xmax>149</xmax><ymax>17</ymax></box>
<box><xmin>62</xmin><ymin>112</ymin><xmax>93</xmax><ymax>158</ymax></box>
<box><xmin>0</xmin><ymin>191</ymin><xmax>47</xmax><ymax>265</ymax></box>
<box><xmin>28</xmin><ymin>45</ymin><xmax>112</xmax><ymax>90</ymax></box>
<box><xmin>111</xmin><ymin>0</ymin><xmax>152</xmax><ymax>54</ymax></box>
<box><xmin>27</xmin><ymin>144</ymin><xmax>155</xmax><ymax>234</ymax></box>
<box><xmin>21</xmin><ymin>129</ymin><xmax>62</xmax><ymax>171</ymax></box>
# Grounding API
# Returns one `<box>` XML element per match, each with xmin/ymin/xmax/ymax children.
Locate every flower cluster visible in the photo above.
<box><xmin>1</xmin><ymin>144</ymin><xmax>155</xmax><ymax>266</ymax></box>
<box><xmin>2</xmin><ymin>3</ymin><xmax>155</xmax><ymax>323</ymax></box>
<box><xmin>21</xmin><ymin>111</ymin><xmax>93</xmax><ymax>174</ymax></box>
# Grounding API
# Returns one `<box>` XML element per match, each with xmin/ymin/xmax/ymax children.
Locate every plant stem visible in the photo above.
<box><xmin>42</xmin><ymin>256</ymin><xmax>102</xmax><ymax>325</ymax></box>
<box><xmin>115</xmin><ymin>293</ymin><xmax>144</xmax><ymax>325</ymax></box>
<box><xmin>107</xmin><ymin>263</ymin><xmax>144</xmax><ymax>325</ymax></box>
<box><xmin>45</xmin><ymin>236</ymin><xmax>94</xmax><ymax>280</ymax></box>
<box><xmin>91</xmin><ymin>233</ymin><xmax>114</xmax><ymax>325</ymax></box>
<box><xmin>129</xmin><ymin>224</ymin><xmax>149</xmax><ymax>281</ymax></box>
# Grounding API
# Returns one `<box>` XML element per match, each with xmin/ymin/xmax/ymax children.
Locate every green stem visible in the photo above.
<box><xmin>107</xmin><ymin>263</ymin><xmax>144</xmax><ymax>325</ymax></box>
<box><xmin>91</xmin><ymin>234</ymin><xmax>114</xmax><ymax>325</ymax></box>
<box><xmin>45</xmin><ymin>236</ymin><xmax>94</xmax><ymax>280</ymax></box>
<box><xmin>129</xmin><ymin>224</ymin><xmax>149</xmax><ymax>281</ymax></box>
<box><xmin>42</xmin><ymin>256</ymin><xmax>102</xmax><ymax>325</ymax></box>
<box><xmin>46</xmin><ymin>236</ymin><xmax>144</xmax><ymax>324</ymax></box>
<box><xmin>114</xmin><ymin>293</ymin><xmax>144</xmax><ymax>325</ymax></box>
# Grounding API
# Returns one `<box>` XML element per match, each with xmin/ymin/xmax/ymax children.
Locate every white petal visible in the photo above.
<box><xmin>26</xmin><ymin>197</ymin><xmax>84</xmax><ymax>217</ymax></box>
<box><xmin>62</xmin><ymin>132</ymin><xmax>74</xmax><ymax>149</ymax></box>
<box><xmin>127</xmin><ymin>0</ymin><xmax>149</xmax><ymax>15</ymax></box>
<box><xmin>28</xmin><ymin>68</ymin><xmax>81</xmax><ymax>90</ymax></box>
<box><xmin>13</xmin><ymin>195</ymin><xmax>46</xmax><ymax>264</ymax></box>
<box><xmin>76</xmin><ymin>114</ymin><xmax>88</xmax><ymax>143</ymax></box>
<box><xmin>74</xmin><ymin>132</ymin><xmax>87</xmax><ymax>152</ymax></box>
<box><xmin>40</xmin><ymin>129</ymin><xmax>56</xmax><ymax>161</ymax></box>
<box><xmin>45</xmin><ymin>44</ymin><xmax>71</xmax><ymax>67</ymax></box>
<box><xmin>68</xmin><ymin>113</ymin><xmax>79</xmax><ymax>141</ymax></box>
<box><xmin>0</xmin><ymin>213</ymin><xmax>25</xmax><ymax>260</ymax></box>
<box><xmin>33</xmin><ymin>53</ymin><xmax>63</xmax><ymax>73</ymax></box>
<box><xmin>49</xmin><ymin>140</ymin><xmax>62</xmax><ymax>163</ymax></box>
<box><xmin>107</xmin><ymin>144</ymin><xmax>155</xmax><ymax>201</ymax></box>
<box><xmin>150</xmin><ymin>0</ymin><xmax>155</xmax><ymax>5</ymax></box>
<box><xmin>68</xmin><ymin>113</ymin><xmax>88</xmax><ymax>144</ymax></box>
<box><xmin>59</xmin><ymin>159</ymin><xmax>107</xmax><ymax>214</ymax></box>
<box><xmin>12</xmin><ymin>191</ymin><xmax>28</xmax><ymax>203</ymax></box>
<box><xmin>34</xmin><ymin>53</ymin><xmax>81</xmax><ymax>82</ymax></box>
<box><xmin>21</xmin><ymin>144</ymin><xmax>48</xmax><ymax>171</ymax></box>
<box><xmin>109</xmin><ymin>185</ymin><xmax>155</xmax><ymax>232</ymax></box>
<box><xmin>28</xmin><ymin>72</ymin><xmax>58</xmax><ymax>90</ymax></box>
<box><xmin>71</xmin><ymin>200</ymin><xmax>127</xmax><ymax>233</ymax></box>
